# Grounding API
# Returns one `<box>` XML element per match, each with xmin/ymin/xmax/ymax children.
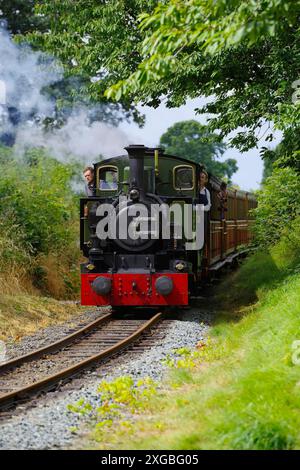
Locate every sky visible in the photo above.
<box><xmin>120</xmin><ymin>98</ymin><xmax>282</xmax><ymax>191</ymax></box>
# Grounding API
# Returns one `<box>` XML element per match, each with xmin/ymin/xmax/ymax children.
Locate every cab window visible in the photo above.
<box><xmin>174</xmin><ymin>165</ymin><xmax>194</xmax><ymax>190</ymax></box>
<box><xmin>98</xmin><ymin>166</ymin><xmax>118</xmax><ymax>191</ymax></box>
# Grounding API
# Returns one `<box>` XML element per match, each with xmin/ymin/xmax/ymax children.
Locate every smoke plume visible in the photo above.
<box><xmin>0</xmin><ymin>26</ymin><xmax>129</xmax><ymax>162</ymax></box>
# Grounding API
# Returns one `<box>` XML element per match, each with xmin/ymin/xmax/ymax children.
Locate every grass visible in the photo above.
<box><xmin>86</xmin><ymin>218</ymin><xmax>300</xmax><ymax>450</ymax></box>
<box><xmin>0</xmin><ymin>249</ymin><xmax>83</xmax><ymax>341</ymax></box>
<box><xmin>0</xmin><ymin>257</ymin><xmax>84</xmax><ymax>341</ymax></box>
<box><xmin>0</xmin><ymin>292</ymin><xmax>86</xmax><ymax>341</ymax></box>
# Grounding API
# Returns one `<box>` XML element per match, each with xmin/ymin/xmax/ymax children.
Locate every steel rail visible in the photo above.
<box><xmin>0</xmin><ymin>311</ymin><xmax>113</xmax><ymax>374</ymax></box>
<box><xmin>0</xmin><ymin>311</ymin><xmax>163</xmax><ymax>410</ymax></box>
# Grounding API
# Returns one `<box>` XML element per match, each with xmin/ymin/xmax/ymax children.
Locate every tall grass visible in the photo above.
<box><xmin>0</xmin><ymin>218</ymin><xmax>34</xmax><ymax>295</ymax></box>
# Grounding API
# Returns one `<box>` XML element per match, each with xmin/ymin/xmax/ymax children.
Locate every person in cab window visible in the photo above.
<box><xmin>99</xmin><ymin>172</ymin><xmax>118</xmax><ymax>190</ymax></box>
<box><xmin>199</xmin><ymin>170</ymin><xmax>211</xmax><ymax>212</ymax></box>
<box><xmin>83</xmin><ymin>166</ymin><xmax>96</xmax><ymax>197</ymax></box>
<box><xmin>99</xmin><ymin>179</ymin><xmax>111</xmax><ymax>189</ymax></box>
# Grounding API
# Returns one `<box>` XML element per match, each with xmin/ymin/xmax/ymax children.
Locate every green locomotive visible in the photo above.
<box><xmin>80</xmin><ymin>145</ymin><xmax>256</xmax><ymax>307</ymax></box>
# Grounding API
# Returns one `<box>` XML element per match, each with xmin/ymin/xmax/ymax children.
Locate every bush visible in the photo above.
<box><xmin>253</xmin><ymin>167</ymin><xmax>300</xmax><ymax>246</ymax></box>
<box><xmin>0</xmin><ymin>145</ymin><xmax>81</xmax><ymax>298</ymax></box>
<box><xmin>0</xmin><ymin>150</ymin><xmax>79</xmax><ymax>254</ymax></box>
<box><xmin>0</xmin><ymin>218</ymin><xmax>32</xmax><ymax>272</ymax></box>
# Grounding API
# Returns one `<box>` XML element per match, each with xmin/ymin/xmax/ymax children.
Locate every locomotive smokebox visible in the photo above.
<box><xmin>125</xmin><ymin>145</ymin><xmax>145</xmax><ymax>198</ymax></box>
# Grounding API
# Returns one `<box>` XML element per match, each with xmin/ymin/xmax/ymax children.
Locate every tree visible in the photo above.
<box><xmin>262</xmin><ymin>153</ymin><xmax>277</xmax><ymax>181</ymax></box>
<box><xmin>253</xmin><ymin>167</ymin><xmax>300</xmax><ymax>246</ymax></box>
<box><xmin>23</xmin><ymin>1</ymin><xmax>300</xmax><ymax>170</ymax></box>
<box><xmin>0</xmin><ymin>1</ymin><xmax>143</xmax><ymax>129</ymax></box>
<box><xmin>0</xmin><ymin>0</ymin><xmax>47</xmax><ymax>35</ymax></box>
<box><xmin>104</xmin><ymin>0</ymin><xmax>300</xmax><ymax>168</ymax></box>
<box><xmin>160</xmin><ymin>120</ymin><xmax>237</xmax><ymax>181</ymax></box>
<box><xmin>20</xmin><ymin>0</ymin><xmax>159</xmax><ymax>126</ymax></box>
<box><xmin>262</xmin><ymin>126</ymin><xmax>300</xmax><ymax>180</ymax></box>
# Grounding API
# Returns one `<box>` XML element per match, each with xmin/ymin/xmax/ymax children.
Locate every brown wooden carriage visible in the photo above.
<box><xmin>201</xmin><ymin>176</ymin><xmax>257</xmax><ymax>278</ymax></box>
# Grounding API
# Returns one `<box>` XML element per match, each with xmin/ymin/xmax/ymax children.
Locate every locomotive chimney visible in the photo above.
<box><xmin>125</xmin><ymin>145</ymin><xmax>146</xmax><ymax>198</ymax></box>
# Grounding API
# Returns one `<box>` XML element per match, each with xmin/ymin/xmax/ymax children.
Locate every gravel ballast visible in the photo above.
<box><xmin>0</xmin><ymin>308</ymin><xmax>213</xmax><ymax>450</ymax></box>
<box><xmin>5</xmin><ymin>307</ymin><xmax>110</xmax><ymax>360</ymax></box>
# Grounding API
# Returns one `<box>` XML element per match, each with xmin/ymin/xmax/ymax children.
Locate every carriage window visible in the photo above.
<box><xmin>174</xmin><ymin>165</ymin><xmax>194</xmax><ymax>190</ymax></box>
<box><xmin>98</xmin><ymin>166</ymin><xmax>118</xmax><ymax>191</ymax></box>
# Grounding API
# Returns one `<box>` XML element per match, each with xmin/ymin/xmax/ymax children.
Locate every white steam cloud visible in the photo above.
<box><xmin>14</xmin><ymin>113</ymin><xmax>130</xmax><ymax>161</ymax></box>
<box><xmin>0</xmin><ymin>26</ymin><xmax>129</xmax><ymax>162</ymax></box>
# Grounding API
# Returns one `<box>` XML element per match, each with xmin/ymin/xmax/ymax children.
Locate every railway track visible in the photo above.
<box><xmin>0</xmin><ymin>311</ymin><xmax>163</xmax><ymax>411</ymax></box>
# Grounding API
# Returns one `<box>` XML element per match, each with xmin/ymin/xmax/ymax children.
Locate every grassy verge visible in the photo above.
<box><xmin>0</xmin><ymin>293</ymin><xmax>86</xmax><ymax>341</ymax></box>
<box><xmin>85</xmin><ymin>219</ymin><xmax>300</xmax><ymax>450</ymax></box>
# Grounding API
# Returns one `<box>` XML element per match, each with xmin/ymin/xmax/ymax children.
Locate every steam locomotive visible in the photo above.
<box><xmin>80</xmin><ymin>145</ymin><xmax>256</xmax><ymax>308</ymax></box>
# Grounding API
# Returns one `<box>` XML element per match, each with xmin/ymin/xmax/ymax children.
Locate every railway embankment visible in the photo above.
<box><xmin>0</xmin><ymin>147</ymin><xmax>83</xmax><ymax>342</ymax></box>
<box><xmin>84</xmin><ymin>217</ymin><xmax>300</xmax><ymax>450</ymax></box>
<box><xmin>0</xmin><ymin>296</ymin><xmax>87</xmax><ymax>342</ymax></box>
